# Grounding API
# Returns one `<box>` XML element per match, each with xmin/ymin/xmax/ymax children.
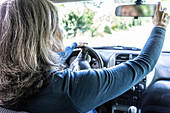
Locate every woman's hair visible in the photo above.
<box><xmin>120</xmin><ymin>5</ymin><xmax>144</xmax><ymax>16</ymax></box>
<box><xmin>135</xmin><ymin>5</ymin><xmax>144</xmax><ymax>16</ymax></box>
<box><xmin>0</xmin><ymin>0</ymin><xmax>64</xmax><ymax>108</ymax></box>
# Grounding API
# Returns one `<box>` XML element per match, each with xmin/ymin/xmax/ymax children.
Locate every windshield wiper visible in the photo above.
<box><xmin>93</xmin><ymin>46</ymin><xmax>141</xmax><ymax>51</ymax></box>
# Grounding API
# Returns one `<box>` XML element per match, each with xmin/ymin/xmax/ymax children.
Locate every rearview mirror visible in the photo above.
<box><xmin>115</xmin><ymin>4</ymin><xmax>156</xmax><ymax>17</ymax></box>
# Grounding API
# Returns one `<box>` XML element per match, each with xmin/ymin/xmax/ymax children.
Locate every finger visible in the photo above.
<box><xmin>161</xmin><ymin>10</ymin><xmax>167</xmax><ymax>20</ymax></box>
<box><xmin>163</xmin><ymin>13</ymin><xmax>168</xmax><ymax>19</ymax></box>
<box><xmin>77</xmin><ymin>42</ymin><xmax>88</xmax><ymax>47</ymax></box>
<box><xmin>156</xmin><ymin>2</ymin><xmax>161</xmax><ymax>11</ymax></box>
<box><xmin>164</xmin><ymin>14</ymin><xmax>169</xmax><ymax>23</ymax></box>
<box><xmin>162</xmin><ymin>7</ymin><xmax>167</xmax><ymax>12</ymax></box>
<box><xmin>81</xmin><ymin>42</ymin><xmax>88</xmax><ymax>45</ymax></box>
<box><xmin>162</xmin><ymin>12</ymin><xmax>165</xmax><ymax>20</ymax></box>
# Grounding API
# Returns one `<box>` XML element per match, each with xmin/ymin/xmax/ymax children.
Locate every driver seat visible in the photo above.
<box><xmin>140</xmin><ymin>80</ymin><xmax>170</xmax><ymax>113</ymax></box>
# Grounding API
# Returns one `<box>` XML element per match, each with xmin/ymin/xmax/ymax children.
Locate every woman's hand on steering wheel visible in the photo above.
<box><xmin>77</xmin><ymin>42</ymin><xmax>88</xmax><ymax>47</ymax></box>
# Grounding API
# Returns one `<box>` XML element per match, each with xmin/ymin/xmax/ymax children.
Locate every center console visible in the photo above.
<box><xmin>112</xmin><ymin>78</ymin><xmax>146</xmax><ymax>113</ymax></box>
<box><xmin>110</xmin><ymin>53</ymin><xmax>146</xmax><ymax>113</ymax></box>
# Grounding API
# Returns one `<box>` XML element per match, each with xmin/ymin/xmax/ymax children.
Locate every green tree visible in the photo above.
<box><xmin>62</xmin><ymin>9</ymin><xmax>95</xmax><ymax>38</ymax></box>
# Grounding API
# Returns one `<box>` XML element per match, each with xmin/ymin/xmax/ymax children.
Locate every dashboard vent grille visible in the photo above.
<box><xmin>115</xmin><ymin>54</ymin><xmax>138</xmax><ymax>65</ymax></box>
<box><xmin>116</xmin><ymin>54</ymin><xmax>129</xmax><ymax>65</ymax></box>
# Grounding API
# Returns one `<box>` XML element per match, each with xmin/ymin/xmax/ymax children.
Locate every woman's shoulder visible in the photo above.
<box><xmin>48</xmin><ymin>69</ymin><xmax>72</xmax><ymax>78</ymax></box>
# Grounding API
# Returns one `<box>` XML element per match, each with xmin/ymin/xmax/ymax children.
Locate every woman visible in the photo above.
<box><xmin>121</xmin><ymin>5</ymin><xmax>144</xmax><ymax>17</ymax></box>
<box><xmin>121</xmin><ymin>5</ymin><xmax>139</xmax><ymax>16</ymax></box>
<box><xmin>0</xmin><ymin>0</ymin><xmax>169</xmax><ymax>113</ymax></box>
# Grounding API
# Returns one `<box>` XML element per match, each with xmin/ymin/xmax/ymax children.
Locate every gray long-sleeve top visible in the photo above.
<box><xmin>18</xmin><ymin>27</ymin><xmax>166</xmax><ymax>113</ymax></box>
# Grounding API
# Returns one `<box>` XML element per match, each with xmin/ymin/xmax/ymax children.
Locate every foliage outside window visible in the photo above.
<box><xmin>57</xmin><ymin>2</ymin><xmax>152</xmax><ymax>38</ymax></box>
<box><xmin>62</xmin><ymin>9</ymin><xmax>95</xmax><ymax>38</ymax></box>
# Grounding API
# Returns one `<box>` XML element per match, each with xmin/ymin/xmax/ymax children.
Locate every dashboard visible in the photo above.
<box><xmin>65</xmin><ymin>47</ymin><xmax>170</xmax><ymax>113</ymax></box>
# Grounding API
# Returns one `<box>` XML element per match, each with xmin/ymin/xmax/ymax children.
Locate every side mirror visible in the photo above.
<box><xmin>115</xmin><ymin>4</ymin><xmax>156</xmax><ymax>17</ymax></box>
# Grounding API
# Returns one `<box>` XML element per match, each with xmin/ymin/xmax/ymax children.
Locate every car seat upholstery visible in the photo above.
<box><xmin>140</xmin><ymin>80</ymin><xmax>170</xmax><ymax>113</ymax></box>
<box><xmin>0</xmin><ymin>107</ymin><xmax>28</xmax><ymax>113</ymax></box>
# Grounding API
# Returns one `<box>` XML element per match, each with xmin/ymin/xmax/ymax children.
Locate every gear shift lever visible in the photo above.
<box><xmin>128</xmin><ymin>106</ymin><xmax>137</xmax><ymax>113</ymax></box>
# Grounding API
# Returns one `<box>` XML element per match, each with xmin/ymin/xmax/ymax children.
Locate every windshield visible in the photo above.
<box><xmin>55</xmin><ymin>0</ymin><xmax>170</xmax><ymax>51</ymax></box>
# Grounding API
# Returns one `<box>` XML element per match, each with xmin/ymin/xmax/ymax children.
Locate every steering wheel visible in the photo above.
<box><xmin>70</xmin><ymin>46</ymin><xmax>104</xmax><ymax>71</ymax></box>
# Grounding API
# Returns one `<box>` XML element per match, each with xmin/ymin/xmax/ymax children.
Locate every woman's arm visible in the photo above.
<box><xmin>61</xmin><ymin>3</ymin><xmax>169</xmax><ymax>112</ymax></box>
<box><xmin>63</xmin><ymin>27</ymin><xmax>166</xmax><ymax>112</ymax></box>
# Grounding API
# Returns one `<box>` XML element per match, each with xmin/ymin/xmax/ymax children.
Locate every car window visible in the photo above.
<box><xmin>55</xmin><ymin>0</ymin><xmax>170</xmax><ymax>51</ymax></box>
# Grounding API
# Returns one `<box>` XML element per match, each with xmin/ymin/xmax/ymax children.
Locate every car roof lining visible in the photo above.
<box><xmin>51</xmin><ymin>0</ymin><xmax>91</xmax><ymax>3</ymax></box>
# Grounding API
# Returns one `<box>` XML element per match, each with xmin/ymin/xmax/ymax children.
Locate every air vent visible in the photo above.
<box><xmin>115</xmin><ymin>54</ymin><xmax>129</xmax><ymax>65</ymax></box>
<box><xmin>115</xmin><ymin>54</ymin><xmax>138</xmax><ymax>65</ymax></box>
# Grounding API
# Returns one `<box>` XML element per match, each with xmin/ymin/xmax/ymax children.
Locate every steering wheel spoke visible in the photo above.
<box><xmin>70</xmin><ymin>46</ymin><xmax>104</xmax><ymax>71</ymax></box>
<box><xmin>77</xmin><ymin>47</ymin><xmax>89</xmax><ymax>60</ymax></box>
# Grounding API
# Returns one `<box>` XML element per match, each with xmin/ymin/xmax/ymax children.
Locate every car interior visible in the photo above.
<box><xmin>0</xmin><ymin>0</ymin><xmax>170</xmax><ymax>113</ymax></box>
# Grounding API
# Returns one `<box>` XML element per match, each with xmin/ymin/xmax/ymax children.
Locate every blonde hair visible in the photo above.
<box><xmin>0</xmin><ymin>0</ymin><xmax>64</xmax><ymax>107</ymax></box>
